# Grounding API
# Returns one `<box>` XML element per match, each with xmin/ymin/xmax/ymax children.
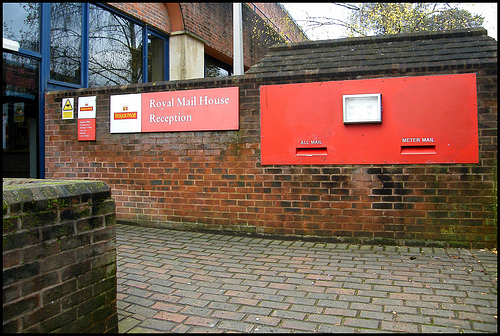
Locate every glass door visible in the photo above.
<box><xmin>2</xmin><ymin>53</ymin><xmax>40</xmax><ymax>178</ymax></box>
<box><xmin>3</xmin><ymin>2</ymin><xmax>42</xmax><ymax>178</ymax></box>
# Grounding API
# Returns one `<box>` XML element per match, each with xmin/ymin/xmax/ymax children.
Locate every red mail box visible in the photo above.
<box><xmin>260</xmin><ymin>74</ymin><xmax>478</xmax><ymax>165</ymax></box>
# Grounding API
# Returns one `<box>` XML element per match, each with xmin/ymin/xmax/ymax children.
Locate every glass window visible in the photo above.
<box><xmin>205</xmin><ymin>55</ymin><xmax>231</xmax><ymax>78</ymax></box>
<box><xmin>88</xmin><ymin>4</ymin><xmax>143</xmax><ymax>87</ymax></box>
<box><xmin>148</xmin><ymin>33</ymin><xmax>165</xmax><ymax>82</ymax></box>
<box><xmin>2</xmin><ymin>3</ymin><xmax>40</xmax><ymax>52</ymax></box>
<box><xmin>50</xmin><ymin>3</ymin><xmax>82</xmax><ymax>84</ymax></box>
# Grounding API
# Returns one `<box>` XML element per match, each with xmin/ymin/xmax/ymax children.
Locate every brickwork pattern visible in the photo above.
<box><xmin>116</xmin><ymin>224</ymin><xmax>497</xmax><ymax>333</ymax></box>
<box><xmin>2</xmin><ymin>179</ymin><xmax>118</xmax><ymax>333</ymax></box>
<box><xmin>44</xmin><ymin>30</ymin><xmax>497</xmax><ymax>248</ymax></box>
<box><xmin>106</xmin><ymin>2</ymin><xmax>171</xmax><ymax>34</ymax></box>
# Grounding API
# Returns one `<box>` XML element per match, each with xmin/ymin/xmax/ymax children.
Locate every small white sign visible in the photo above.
<box><xmin>78</xmin><ymin>96</ymin><xmax>97</xmax><ymax>119</ymax></box>
<box><xmin>62</xmin><ymin>98</ymin><xmax>74</xmax><ymax>119</ymax></box>
<box><xmin>110</xmin><ymin>94</ymin><xmax>142</xmax><ymax>133</ymax></box>
<box><xmin>343</xmin><ymin>93</ymin><xmax>382</xmax><ymax>124</ymax></box>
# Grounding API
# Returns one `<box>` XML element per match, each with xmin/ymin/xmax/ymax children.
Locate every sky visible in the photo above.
<box><xmin>281</xmin><ymin>3</ymin><xmax>498</xmax><ymax>41</ymax></box>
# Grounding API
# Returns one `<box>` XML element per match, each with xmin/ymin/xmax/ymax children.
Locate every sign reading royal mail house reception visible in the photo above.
<box><xmin>110</xmin><ymin>87</ymin><xmax>239</xmax><ymax>133</ymax></box>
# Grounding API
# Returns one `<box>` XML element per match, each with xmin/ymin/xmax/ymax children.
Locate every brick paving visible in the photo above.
<box><xmin>116</xmin><ymin>223</ymin><xmax>497</xmax><ymax>333</ymax></box>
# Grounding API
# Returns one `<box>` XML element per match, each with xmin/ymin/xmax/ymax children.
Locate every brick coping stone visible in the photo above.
<box><xmin>3</xmin><ymin>178</ymin><xmax>110</xmax><ymax>205</ymax></box>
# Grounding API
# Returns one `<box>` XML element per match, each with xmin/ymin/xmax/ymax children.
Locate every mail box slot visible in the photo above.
<box><xmin>401</xmin><ymin>145</ymin><xmax>436</xmax><ymax>155</ymax></box>
<box><xmin>260</xmin><ymin>74</ymin><xmax>478</xmax><ymax>165</ymax></box>
<box><xmin>296</xmin><ymin>147</ymin><xmax>328</xmax><ymax>157</ymax></box>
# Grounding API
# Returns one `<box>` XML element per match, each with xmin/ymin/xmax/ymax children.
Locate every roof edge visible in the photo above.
<box><xmin>245</xmin><ymin>59</ymin><xmax>498</xmax><ymax>84</ymax></box>
<box><xmin>270</xmin><ymin>28</ymin><xmax>490</xmax><ymax>52</ymax></box>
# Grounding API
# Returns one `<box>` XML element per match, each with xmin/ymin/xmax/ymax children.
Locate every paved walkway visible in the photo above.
<box><xmin>116</xmin><ymin>223</ymin><xmax>497</xmax><ymax>333</ymax></box>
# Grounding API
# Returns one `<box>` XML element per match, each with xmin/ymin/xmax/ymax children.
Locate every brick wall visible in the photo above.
<box><xmin>3</xmin><ymin>179</ymin><xmax>117</xmax><ymax>333</ymax></box>
<box><xmin>106</xmin><ymin>2</ymin><xmax>171</xmax><ymax>34</ymax></box>
<box><xmin>44</xmin><ymin>55</ymin><xmax>497</xmax><ymax>248</ymax></box>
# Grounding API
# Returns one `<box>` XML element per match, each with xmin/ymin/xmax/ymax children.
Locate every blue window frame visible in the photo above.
<box><xmin>46</xmin><ymin>3</ymin><xmax>169</xmax><ymax>89</ymax></box>
<box><xmin>49</xmin><ymin>3</ymin><xmax>82</xmax><ymax>85</ymax></box>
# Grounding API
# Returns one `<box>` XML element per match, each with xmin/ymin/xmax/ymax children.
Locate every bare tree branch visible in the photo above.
<box><xmin>332</xmin><ymin>3</ymin><xmax>360</xmax><ymax>11</ymax></box>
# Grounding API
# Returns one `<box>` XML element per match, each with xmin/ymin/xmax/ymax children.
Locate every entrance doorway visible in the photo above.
<box><xmin>2</xmin><ymin>53</ymin><xmax>40</xmax><ymax>178</ymax></box>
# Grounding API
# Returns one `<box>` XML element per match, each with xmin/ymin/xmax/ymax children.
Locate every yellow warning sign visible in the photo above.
<box><xmin>14</xmin><ymin>103</ymin><xmax>25</xmax><ymax>123</ymax></box>
<box><xmin>62</xmin><ymin>98</ymin><xmax>74</xmax><ymax>119</ymax></box>
<box><xmin>63</xmin><ymin>99</ymin><xmax>73</xmax><ymax>111</ymax></box>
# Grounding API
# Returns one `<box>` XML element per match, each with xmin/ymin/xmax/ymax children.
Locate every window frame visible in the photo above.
<box><xmin>146</xmin><ymin>28</ymin><xmax>169</xmax><ymax>83</ymax></box>
<box><xmin>45</xmin><ymin>2</ymin><xmax>169</xmax><ymax>89</ymax></box>
<box><xmin>48</xmin><ymin>2</ymin><xmax>83</xmax><ymax>86</ymax></box>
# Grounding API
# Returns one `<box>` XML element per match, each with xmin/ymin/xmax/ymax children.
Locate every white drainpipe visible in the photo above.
<box><xmin>233</xmin><ymin>3</ymin><xmax>244</xmax><ymax>75</ymax></box>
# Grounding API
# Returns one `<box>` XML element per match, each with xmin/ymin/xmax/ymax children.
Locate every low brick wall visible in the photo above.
<box><xmin>3</xmin><ymin>178</ymin><xmax>118</xmax><ymax>333</ymax></box>
<box><xmin>44</xmin><ymin>30</ymin><xmax>497</xmax><ymax>249</ymax></box>
<box><xmin>44</xmin><ymin>69</ymin><xmax>497</xmax><ymax>249</ymax></box>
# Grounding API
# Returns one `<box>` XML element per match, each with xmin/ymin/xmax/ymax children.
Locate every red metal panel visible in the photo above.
<box><xmin>260</xmin><ymin>74</ymin><xmax>478</xmax><ymax>165</ymax></box>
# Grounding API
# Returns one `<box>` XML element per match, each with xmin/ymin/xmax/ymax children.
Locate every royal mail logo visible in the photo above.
<box><xmin>114</xmin><ymin>112</ymin><xmax>138</xmax><ymax>120</ymax></box>
<box><xmin>113</xmin><ymin>104</ymin><xmax>137</xmax><ymax>119</ymax></box>
<box><xmin>80</xmin><ymin>106</ymin><xmax>93</xmax><ymax>111</ymax></box>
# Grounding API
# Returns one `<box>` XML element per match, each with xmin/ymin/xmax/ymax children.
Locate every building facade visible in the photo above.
<box><xmin>2</xmin><ymin>2</ymin><xmax>307</xmax><ymax>178</ymax></box>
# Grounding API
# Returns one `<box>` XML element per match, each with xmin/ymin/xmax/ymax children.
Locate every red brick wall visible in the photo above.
<box><xmin>44</xmin><ymin>66</ymin><xmax>497</xmax><ymax>249</ymax></box>
<box><xmin>3</xmin><ymin>180</ymin><xmax>117</xmax><ymax>333</ymax></box>
<box><xmin>106</xmin><ymin>2</ymin><xmax>171</xmax><ymax>34</ymax></box>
